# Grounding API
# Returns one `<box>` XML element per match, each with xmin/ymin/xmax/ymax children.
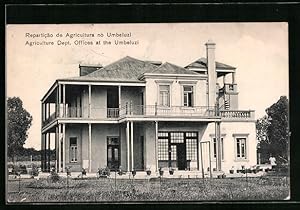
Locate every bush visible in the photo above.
<box><xmin>12</xmin><ymin>165</ymin><xmax>27</xmax><ymax>175</ymax></box>
<box><xmin>27</xmin><ymin>178</ymin><xmax>88</xmax><ymax>189</ymax></box>
<box><xmin>48</xmin><ymin>170</ymin><xmax>61</xmax><ymax>183</ymax></box>
<box><xmin>97</xmin><ymin>167</ymin><xmax>110</xmax><ymax>178</ymax></box>
<box><xmin>30</xmin><ymin>164</ymin><xmax>39</xmax><ymax>176</ymax></box>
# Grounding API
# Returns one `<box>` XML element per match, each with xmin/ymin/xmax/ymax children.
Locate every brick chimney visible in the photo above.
<box><xmin>79</xmin><ymin>64</ymin><xmax>102</xmax><ymax>76</ymax></box>
<box><xmin>205</xmin><ymin>40</ymin><xmax>217</xmax><ymax>107</ymax></box>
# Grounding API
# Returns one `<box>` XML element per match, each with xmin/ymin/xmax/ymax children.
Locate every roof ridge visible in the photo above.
<box><xmin>83</xmin><ymin>56</ymin><xmax>149</xmax><ymax>77</ymax></box>
<box><xmin>146</xmin><ymin>61</ymin><xmax>199</xmax><ymax>75</ymax></box>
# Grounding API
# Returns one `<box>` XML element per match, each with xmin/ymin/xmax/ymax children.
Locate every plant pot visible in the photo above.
<box><xmin>159</xmin><ymin>170</ymin><xmax>164</xmax><ymax>176</ymax></box>
<box><xmin>132</xmin><ymin>170</ymin><xmax>136</xmax><ymax>177</ymax></box>
<box><xmin>229</xmin><ymin>170</ymin><xmax>234</xmax><ymax>174</ymax></box>
<box><xmin>146</xmin><ymin>170</ymin><xmax>151</xmax><ymax>176</ymax></box>
<box><xmin>169</xmin><ymin>170</ymin><xmax>174</xmax><ymax>175</ymax></box>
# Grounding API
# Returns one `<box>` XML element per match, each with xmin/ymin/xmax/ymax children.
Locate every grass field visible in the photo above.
<box><xmin>7</xmin><ymin>175</ymin><xmax>290</xmax><ymax>203</ymax></box>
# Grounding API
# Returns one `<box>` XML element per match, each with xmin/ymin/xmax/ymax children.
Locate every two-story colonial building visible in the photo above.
<box><xmin>41</xmin><ymin>41</ymin><xmax>256</xmax><ymax>176</ymax></box>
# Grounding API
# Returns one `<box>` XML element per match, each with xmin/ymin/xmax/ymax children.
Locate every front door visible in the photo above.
<box><xmin>107</xmin><ymin>137</ymin><xmax>120</xmax><ymax>170</ymax></box>
<box><xmin>177</xmin><ymin>144</ymin><xmax>187</xmax><ymax>170</ymax></box>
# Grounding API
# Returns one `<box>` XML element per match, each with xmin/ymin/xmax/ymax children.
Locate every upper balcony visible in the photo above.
<box><xmin>41</xmin><ymin>82</ymin><xmax>255</xmax><ymax>129</ymax></box>
<box><xmin>42</xmin><ymin>103</ymin><xmax>255</xmax><ymax>128</ymax></box>
<box><xmin>119</xmin><ymin>104</ymin><xmax>216</xmax><ymax>119</ymax></box>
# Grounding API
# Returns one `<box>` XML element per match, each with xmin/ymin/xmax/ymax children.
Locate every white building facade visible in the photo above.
<box><xmin>40</xmin><ymin>41</ymin><xmax>257</xmax><ymax>175</ymax></box>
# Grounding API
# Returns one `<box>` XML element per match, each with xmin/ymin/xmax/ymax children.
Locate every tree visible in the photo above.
<box><xmin>256</xmin><ymin>96</ymin><xmax>289</xmax><ymax>164</ymax></box>
<box><xmin>256</xmin><ymin>115</ymin><xmax>271</xmax><ymax>163</ymax></box>
<box><xmin>266</xmin><ymin>96</ymin><xmax>289</xmax><ymax>163</ymax></box>
<box><xmin>7</xmin><ymin>97</ymin><xmax>32</xmax><ymax>163</ymax></box>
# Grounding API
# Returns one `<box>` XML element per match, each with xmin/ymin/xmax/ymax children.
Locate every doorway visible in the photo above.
<box><xmin>107</xmin><ymin>136</ymin><xmax>120</xmax><ymax>170</ymax></box>
<box><xmin>176</xmin><ymin>144</ymin><xmax>187</xmax><ymax>170</ymax></box>
<box><xmin>107</xmin><ymin>87</ymin><xmax>119</xmax><ymax>118</ymax></box>
<box><xmin>158</xmin><ymin>131</ymin><xmax>198</xmax><ymax>170</ymax></box>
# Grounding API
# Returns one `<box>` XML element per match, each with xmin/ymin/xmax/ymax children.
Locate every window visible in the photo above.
<box><xmin>158</xmin><ymin>138</ymin><xmax>169</xmax><ymax>160</ymax></box>
<box><xmin>186</xmin><ymin>138</ymin><xmax>197</xmax><ymax>161</ymax></box>
<box><xmin>170</xmin><ymin>145</ymin><xmax>177</xmax><ymax>160</ymax></box>
<box><xmin>159</xmin><ymin>85</ymin><xmax>170</xmax><ymax>107</ymax></box>
<box><xmin>183</xmin><ymin>86</ymin><xmax>194</xmax><ymax>107</ymax></box>
<box><xmin>158</xmin><ymin>131</ymin><xmax>198</xmax><ymax>162</ymax></box>
<box><xmin>213</xmin><ymin>138</ymin><xmax>224</xmax><ymax>160</ymax></box>
<box><xmin>236</xmin><ymin>138</ymin><xmax>247</xmax><ymax>159</ymax></box>
<box><xmin>107</xmin><ymin>137</ymin><xmax>120</xmax><ymax>170</ymax></box>
<box><xmin>170</xmin><ymin>132</ymin><xmax>184</xmax><ymax>143</ymax></box>
<box><xmin>70</xmin><ymin>137</ymin><xmax>77</xmax><ymax>163</ymax></box>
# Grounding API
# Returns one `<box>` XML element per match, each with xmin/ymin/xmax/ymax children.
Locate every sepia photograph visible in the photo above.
<box><xmin>6</xmin><ymin>22</ymin><xmax>289</xmax><ymax>203</ymax></box>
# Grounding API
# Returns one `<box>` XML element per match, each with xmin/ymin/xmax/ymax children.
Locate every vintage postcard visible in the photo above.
<box><xmin>6</xmin><ymin>23</ymin><xmax>289</xmax><ymax>203</ymax></box>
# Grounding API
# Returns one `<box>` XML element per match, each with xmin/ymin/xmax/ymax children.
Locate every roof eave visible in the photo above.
<box><xmin>142</xmin><ymin>73</ymin><xmax>205</xmax><ymax>78</ymax></box>
<box><xmin>41</xmin><ymin>80</ymin><xmax>58</xmax><ymax>103</ymax></box>
<box><xmin>57</xmin><ymin>78</ymin><xmax>146</xmax><ymax>84</ymax></box>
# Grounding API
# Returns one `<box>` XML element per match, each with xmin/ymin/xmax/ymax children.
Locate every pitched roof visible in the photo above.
<box><xmin>185</xmin><ymin>57</ymin><xmax>236</xmax><ymax>70</ymax></box>
<box><xmin>62</xmin><ymin>56</ymin><xmax>158</xmax><ymax>82</ymax></box>
<box><xmin>146</xmin><ymin>62</ymin><xmax>200</xmax><ymax>75</ymax></box>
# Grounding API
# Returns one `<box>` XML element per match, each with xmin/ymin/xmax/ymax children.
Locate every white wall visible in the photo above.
<box><xmin>201</xmin><ymin>121</ymin><xmax>257</xmax><ymax>173</ymax></box>
<box><xmin>91</xmin><ymin>86</ymin><xmax>107</xmax><ymax>118</ymax></box>
<box><xmin>144</xmin><ymin>78</ymin><xmax>207</xmax><ymax>107</ymax></box>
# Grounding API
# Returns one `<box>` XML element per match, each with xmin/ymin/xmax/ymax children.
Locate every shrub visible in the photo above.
<box><xmin>48</xmin><ymin>169</ymin><xmax>61</xmax><ymax>183</ymax></box>
<box><xmin>97</xmin><ymin>166</ymin><xmax>110</xmax><ymax>178</ymax></box>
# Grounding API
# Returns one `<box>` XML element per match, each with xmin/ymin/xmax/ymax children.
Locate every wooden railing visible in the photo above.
<box><xmin>42</xmin><ymin>112</ymin><xmax>56</xmax><ymax>126</ymax></box>
<box><xmin>107</xmin><ymin>108</ymin><xmax>119</xmax><ymax>118</ymax></box>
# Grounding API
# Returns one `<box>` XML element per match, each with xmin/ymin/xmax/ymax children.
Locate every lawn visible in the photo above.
<box><xmin>7</xmin><ymin>175</ymin><xmax>290</xmax><ymax>203</ymax></box>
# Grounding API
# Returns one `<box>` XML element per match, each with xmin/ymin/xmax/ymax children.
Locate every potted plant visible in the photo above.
<box><xmin>241</xmin><ymin>165</ymin><xmax>245</xmax><ymax>174</ymax></box>
<box><xmin>132</xmin><ymin>170</ymin><xmax>136</xmax><ymax>177</ymax></box>
<box><xmin>229</xmin><ymin>166</ymin><xmax>234</xmax><ymax>174</ymax></box>
<box><xmin>65</xmin><ymin>166</ymin><xmax>71</xmax><ymax>176</ymax></box>
<box><xmin>169</xmin><ymin>168</ymin><xmax>174</xmax><ymax>175</ymax></box>
<box><xmin>118</xmin><ymin>165</ymin><xmax>123</xmax><ymax>175</ymax></box>
<box><xmin>146</xmin><ymin>167</ymin><xmax>151</xmax><ymax>176</ymax></box>
<box><xmin>159</xmin><ymin>168</ymin><xmax>164</xmax><ymax>177</ymax></box>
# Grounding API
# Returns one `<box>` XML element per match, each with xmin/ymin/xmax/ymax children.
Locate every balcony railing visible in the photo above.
<box><xmin>42</xmin><ymin>112</ymin><xmax>56</xmax><ymax>126</ymax></box>
<box><xmin>119</xmin><ymin>105</ymin><xmax>216</xmax><ymax>118</ymax></box>
<box><xmin>107</xmin><ymin>108</ymin><xmax>119</xmax><ymax>118</ymax></box>
<box><xmin>220</xmin><ymin>110</ymin><xmax>255</xmax><ymax>120</ymax></box>
<box><xmin>65</xmin><ymin>107</ymin><xmax>120</xmax><ymax>118</ymax></box>
<box><xmin>42</xmin><ymin>105</ymin><xmax>255</xmax><ymax>127</ymax></box>
<box><xmin>66</xmin><ymin>107</ymin><xmax>82</xmax><ymax>118</ymax></box>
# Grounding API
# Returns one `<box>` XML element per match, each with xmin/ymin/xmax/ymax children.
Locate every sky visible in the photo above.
<box><xmin>6</xmin><ymin>23</ymin><xmax>288</xmax><ymax>149</ymax></box>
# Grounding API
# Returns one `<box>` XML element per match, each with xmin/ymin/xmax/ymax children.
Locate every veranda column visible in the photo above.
<box><xmin>48</xmin><ymin>103</ymin><xmax>50</xmax><ymax>119</ymax></box>
<box><xmin>130</xmin><ymin>121</ymin><xmax>134</xmax><ymax>171</ymax></box>
<box><xmin>126</xmin><ymin>121</ymin><xmax>130</xmax><ymax>171</ymax></box>
<box><xmin>215</xmin><ymin>121</ymin><xmax>222</xmax><ymax>171</ymax></box>
<box><xmin>45</xmin><ymin>133</ymin><xmax>48</xmax><ymax>171</ymax></box>
<box><xmin>48</xmin><ymin>132</ymin><xmax>51</xmax><ymax>172</ymax></box>
<box><xmin>62</xmin><ymin>123</ymin><xmax>66</xmax><ymax>172</ymax></box>
<box><xmin>44</xmin><ymin>134</ymin><xmax>47</xmax><ymax>172</ymax></box>
<box><xmin>41</xmin><ymin>133</ymin><xmax>45</xmax><ymax>171</ymax></box>
<box><xmin>55</xmin><ymin>126</ymin><xmax>58</xmax><ymax>171</ymax></box>
<box><xmin>88</xmin><ymin>123</ymin><xmax>92</xmax><ymax>172</ymax></box>
<box><xmin>155</xmin><ymin>121</ymin><xmax>158</xmax><ymax>172</ymax></box>
<box><xmin>118</xmin><ymin>85</ymin><xmax>121</xmax><ymax>116</ymax></box>
<box><xmin>55</xmin><ymin>86</ymin><xmax>58</xmax><ymax>117</ymax></box>
<box><xmin>41</xmin><ymin>102</ymin><xmax>45</xmax><ymax>123</ymax></box>
<box><xmin>58</xmin><ymin>84</ymin><xmax>61</xmax><ymax>117</ymax></box>
<box><xmin>58</xmin><ymin>124</ymin><xmax>61</xmax><ymax>172</ymax></box>
<box><xmin>232</xmin><ymin>72</ymin><xmax>236</xmax><ymax>84</ymax></box>
<box><xmin>88</xmin><ymin>85</ymin><xmax>91</xmax><ymax>118</ymax></box>
<box><xmin>63</xmin><ymin>84</ymin><xmax>66</xmax><ymax>117</ymax></box>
